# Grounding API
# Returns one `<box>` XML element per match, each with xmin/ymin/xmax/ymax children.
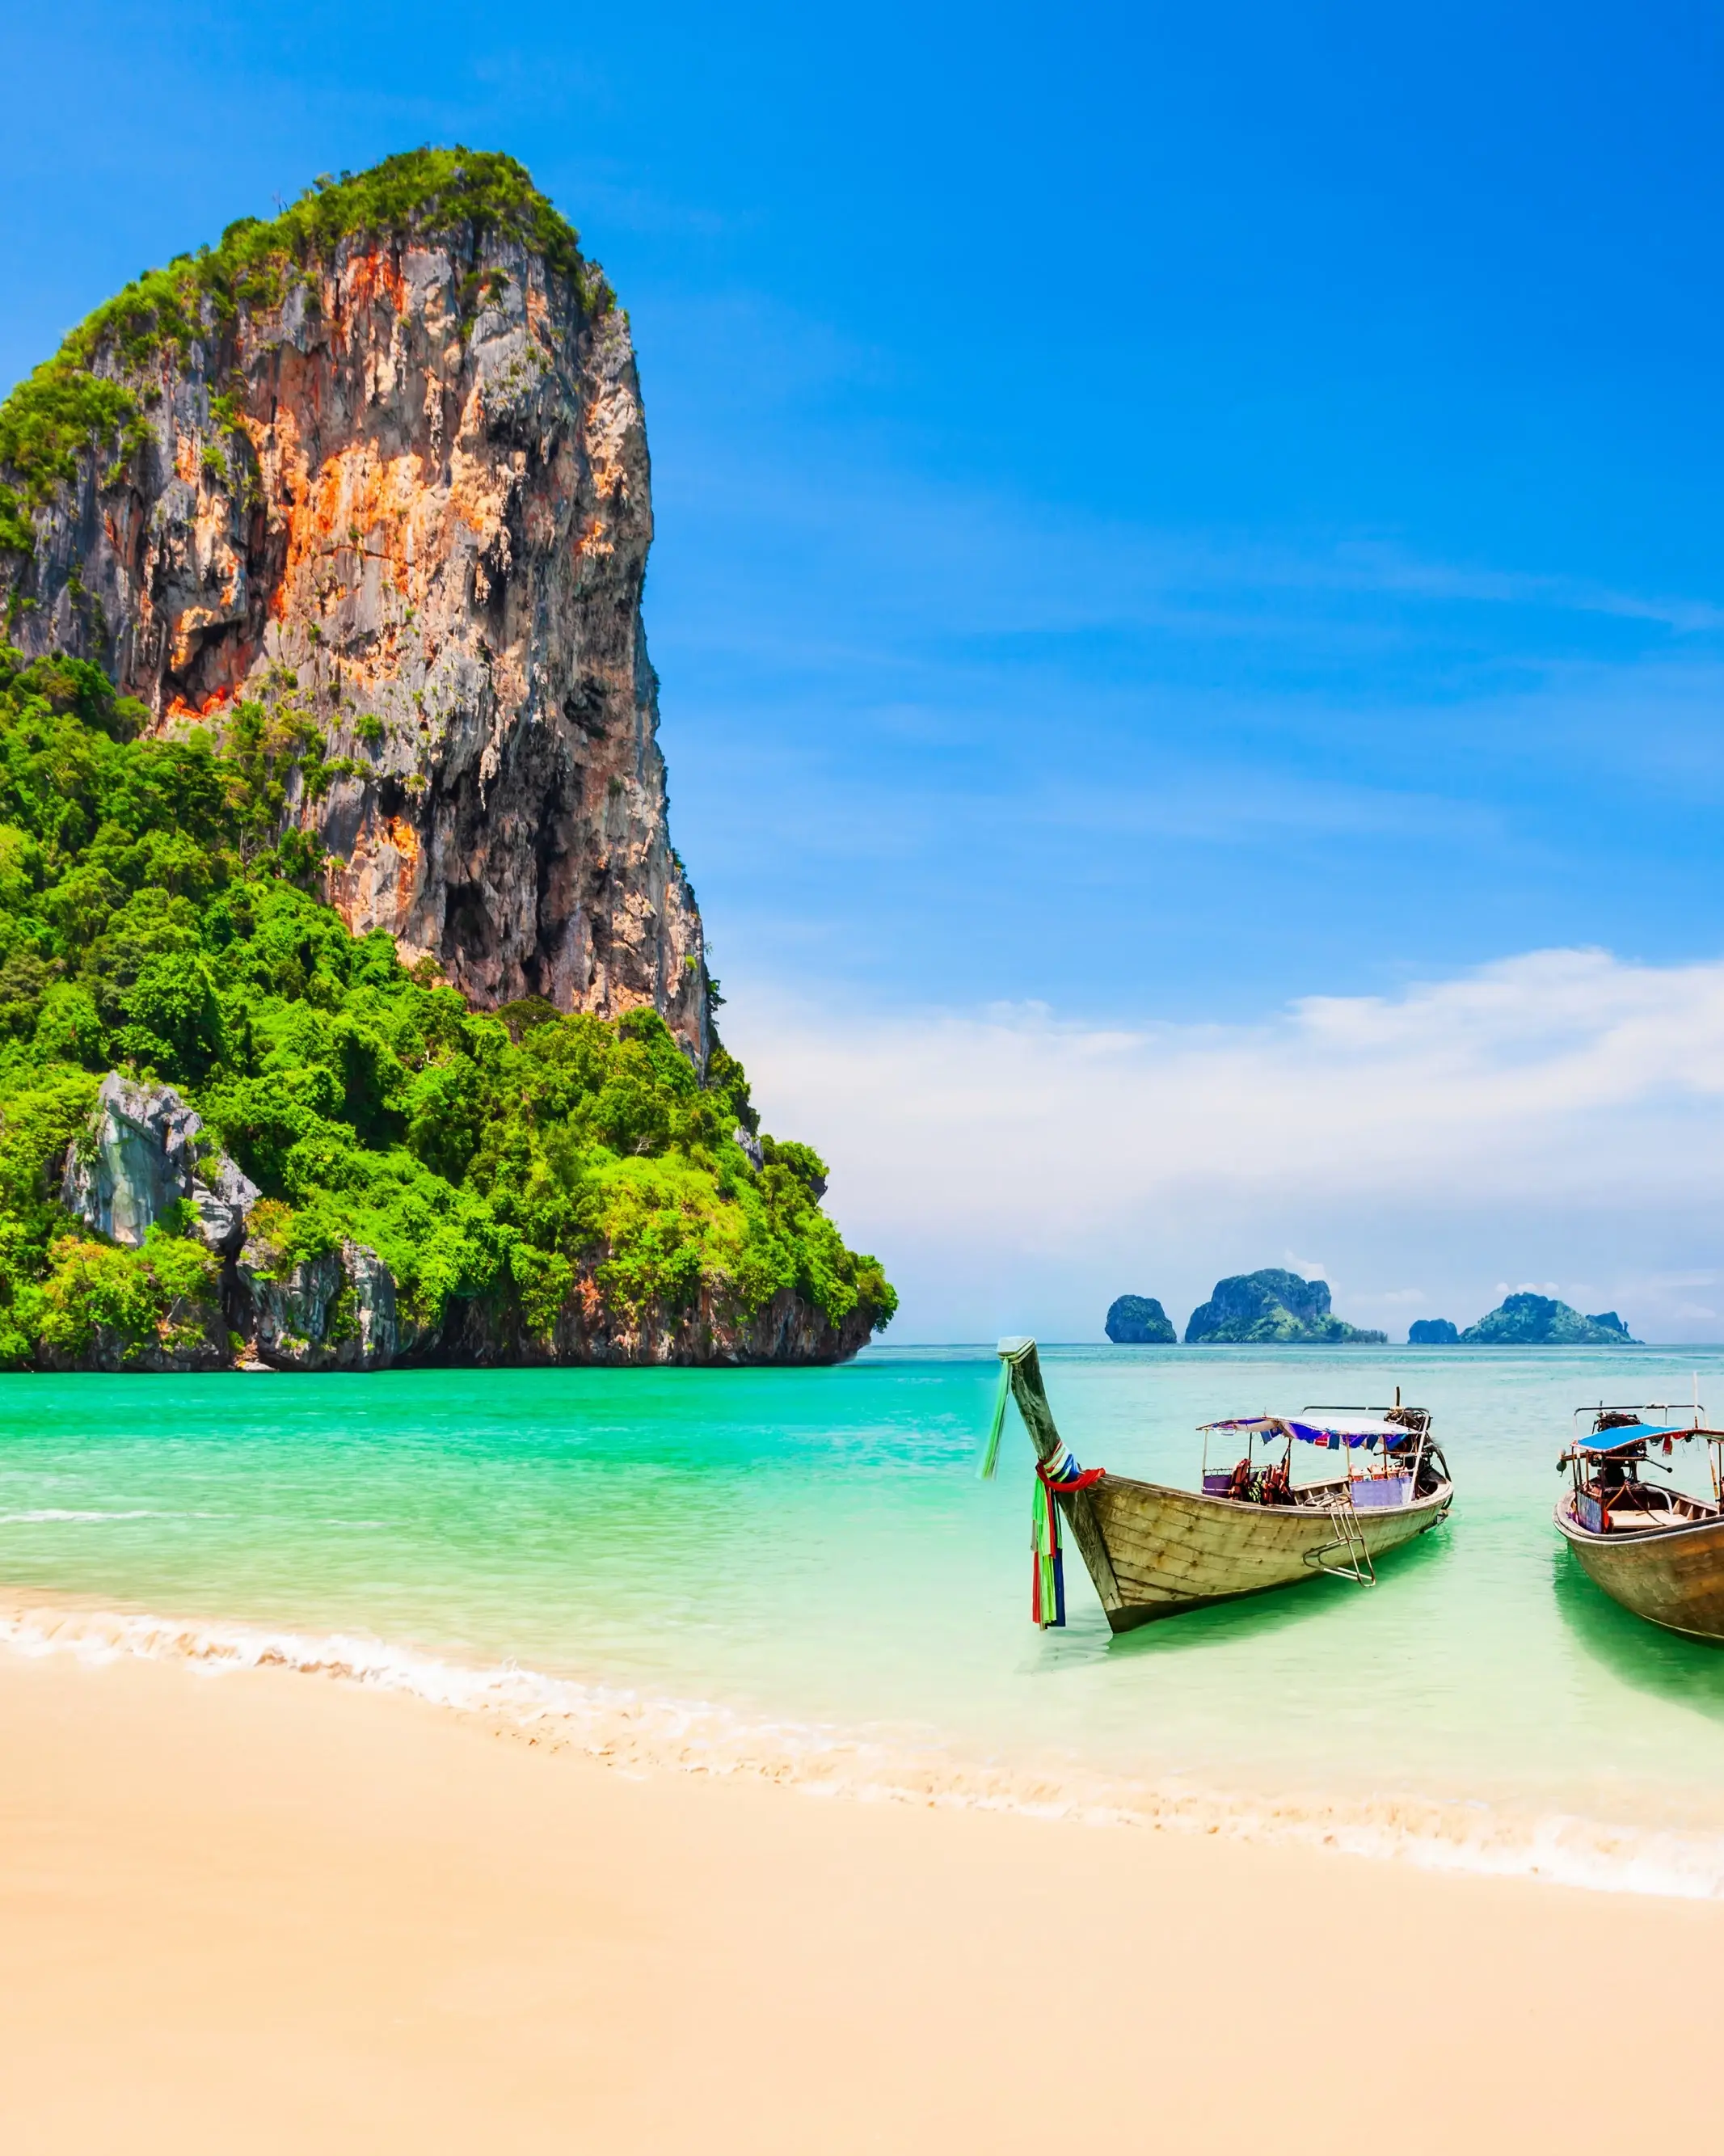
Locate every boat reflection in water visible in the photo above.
<box><xmin>1555</xmin><ymin>1400</ymin><xmax>1724</xmax><ymax>1642</ymax></box>
<box><xmin>985</xmin><ymin>1338</ymin><xmax>1453</xmax><ymax>1633</ymax></box>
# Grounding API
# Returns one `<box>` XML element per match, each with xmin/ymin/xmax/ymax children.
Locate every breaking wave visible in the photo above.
<box><xmin>6</xmin><ymin>1593</ymin><xmax>1724</xmax><ymax>1902</ymax></box>
<box><xmin>0</xmin><ymin>1509</ymin><xmax>165</xmax><ymax>1525</ymax></box>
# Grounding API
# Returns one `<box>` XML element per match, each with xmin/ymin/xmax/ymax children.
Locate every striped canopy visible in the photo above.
<box><xmin>1201</xmin><ymin>1415</ymin><xmax>1409</xmax><ymax>1449</ymax></box>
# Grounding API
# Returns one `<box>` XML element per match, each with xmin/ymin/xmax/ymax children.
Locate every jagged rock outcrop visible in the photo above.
<box><xmin>1184</xmin><ymin>1268</ymin><xmax>1387</xmax><ymax>1345</ymax></box>
<box><xmin>1105</xmin><ymin>1293</ymin><xmax>1176</xmax><ymax>1345</ymax></box>
<box><xmin>61</xmin><ymin>1074</ymin><xmax>258</xmax><ymax>1254</ymax></box>
<box><xmin>234</xmin><ymin>1233</ymin><xmax>427</xmax><ymax>1371</ymax></box>
<box><xmin>2</xmin><ymin>159</ymin><xmax>709</xmax><ymax>1063</ymax></box>
<box><xmin>1461</xmin><ymin>1294</ymin><xmax>1640</xmax><ymax>1346</ymax></box>
<box><xmin>1408</xmin><ymin>1318</ymin><xmax>1459</xmax><ymax>1345</ymax></box>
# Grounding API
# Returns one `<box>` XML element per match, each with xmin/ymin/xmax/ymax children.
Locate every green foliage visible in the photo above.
<box><xmin>0</xmin><ymin>367</ymin><xmax>145</xmax><ymax>515</ymax></box>
<box><xmin>36</xmin><ymin>1218</ymin><xmax>223</xmax><ymax>1366</ymax></box>
<box><xmin>0</xmin><ymin>643</ymin><xmax>895</xmax><ymax>1364</ymax></box>
<box><xmin>0</xmin><ymin>148</ymin><xmax>609</xmax><ymax>548</ymax></box>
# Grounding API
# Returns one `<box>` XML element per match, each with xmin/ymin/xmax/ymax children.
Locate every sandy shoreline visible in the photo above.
<box><xmin>3</xmin><ymin>1635</ymin><xmax>1722</xmax><ymax>2151</ymax></box>
<box><xmin>11</xmin><ymin>1589</ymin><xmax>1724</xmax><ymax>1900</ymax></box>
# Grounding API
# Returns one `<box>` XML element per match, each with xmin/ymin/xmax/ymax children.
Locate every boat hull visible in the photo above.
<box><xmin>1081</xmin><ymin>1475</ymin><xmax>1452</xmax><ymax>1632</ymax></box>
<box><xmin>1554</xmin><ymin>1496</ymin><xmax>1724</xmax><ymax>1641</ymax></box>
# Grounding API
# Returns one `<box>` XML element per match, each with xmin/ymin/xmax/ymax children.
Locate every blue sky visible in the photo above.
<box><xmin>7</xmin><ymin>4</ymin><xmax>1724</xmax><ymax>1335</ymax></box>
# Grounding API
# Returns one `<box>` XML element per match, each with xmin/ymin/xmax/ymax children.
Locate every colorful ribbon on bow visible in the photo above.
<box><xmin>1032</xmin><ymin>1444</ymin><xmax>1106</xmax><ymax>1628</ymax></box>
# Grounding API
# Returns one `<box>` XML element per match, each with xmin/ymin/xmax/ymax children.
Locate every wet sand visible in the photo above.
<box><xmin>2</xmin><ymin>1641</ymin><xmax>1718</xmax><ymax>2154</ymax></box>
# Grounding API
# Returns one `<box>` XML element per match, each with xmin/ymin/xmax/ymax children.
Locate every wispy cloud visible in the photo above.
<box><xmin>721</xmin><ymin>947</ymin><xmax>1724</xmax><ymax>1343</ymax></box>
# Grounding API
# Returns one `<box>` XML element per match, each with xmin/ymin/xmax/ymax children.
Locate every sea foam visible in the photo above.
<box><xmin>6</xmin><ymin>1593</ymin><xmax>1724</xmax><ymax>1902</ymax></box>
<box><xmin>0</xmin><ymin>1509</ymin><xmax>166</xmax><ymax>1524</ymax></box>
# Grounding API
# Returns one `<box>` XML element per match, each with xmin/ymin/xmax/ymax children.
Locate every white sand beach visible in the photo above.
<box><xmin>3</xmin><ymin>1639</ymin><xmax>1720</xmax><ymax>2154</ymax></box>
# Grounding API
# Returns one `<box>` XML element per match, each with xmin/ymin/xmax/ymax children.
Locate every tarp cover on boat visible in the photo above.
<box><xmin>1201</xmin><ymin>1416</ymin><xmax>1409</xmax><ymax>1449</ymax></box>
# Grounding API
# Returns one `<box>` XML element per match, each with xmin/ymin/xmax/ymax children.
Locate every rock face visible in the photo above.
<box><xmin>1407</xmin><ymin>1318</ymin><xmax>1460</xmax><ymax>1345</ymax></box>
<box><xmin>1105</xmin><ymin>1294</ymin><xmax>1176</xmax><ymax>1345</ymax></box>
<box><xmin>235</xmin><ymin>1234</ymin><xmax>425</xmax><ymax>1372</ymax></box>
<box><xmin>1184</xmin><ymin>1268</ymin><xmax>1387</xmax><ymax>1345</ymax></box>
<box><xmin>433</xmin><ymin>1278</ymin><xmax>876</xmax><ymax>1368</ymax></box>
<box><xmin>61</xmin><ymin>1074</ymin><xmax>259</xmax><ymax>1254</ymax></box>
<box><xmin>3</xmin><ymin>176</ymin><xmax>709</xmax><ymax>1063</ymax></box>
<box><xmin>1461</xmin><ymin>1294</ymin><xmax>1640</xmax><ymax>1346</ymax></box>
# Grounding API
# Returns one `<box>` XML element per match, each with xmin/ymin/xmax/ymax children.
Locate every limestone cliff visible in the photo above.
<box><xmin>0</xmin><ymin>156</ymin><xmax>899</xmax><ymax>1374</ymax></box>
<box><xmin>1</xmin><ymin>152</ymin><xmax>708</xmax><ymax>1061</ymax></box>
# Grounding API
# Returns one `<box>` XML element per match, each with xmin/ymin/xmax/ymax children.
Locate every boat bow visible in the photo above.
<box><xmin>993</xmin><ymin>1338</ymin><xmax>1124</xmax><ymax>1622</ymax></box>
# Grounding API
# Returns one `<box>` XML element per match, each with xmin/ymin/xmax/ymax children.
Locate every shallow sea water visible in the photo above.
<box><xmin>7</xmin><ymin>1343</ymin><xmax>1724</xmax><ymax>1892</ymax></box>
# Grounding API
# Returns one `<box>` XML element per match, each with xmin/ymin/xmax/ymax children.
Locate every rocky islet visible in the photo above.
<box><xmin>1182</xmin><ymin>1268</ymin><xmax>1387</xmax><ymax>1345</ymax></box>
<box><xmin>1459</xmin><ymin>1294</ymin><xmax>1641</xmax><ymax>1346</ymax></box>
<box><xmin>1103</xmin><ymin>1293</ymin><xmax>1176</xmax><ymax>1344</ymax></box>
<box><xmin>1107</xmin><ymin>1286</ymin><xmax>1642</xmax><ymax>1346</ymax></box>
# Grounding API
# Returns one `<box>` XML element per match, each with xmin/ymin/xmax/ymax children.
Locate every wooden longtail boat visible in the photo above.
<box><xmin>993</xmin><ymin>1338</ymin><xmax>1453</xmax><ymax>1631</ymax></box>
<box><xmin>1554</xmin><ymin>1403</ymin><xmax>1724</xmax><ymax>1640</ymax></box>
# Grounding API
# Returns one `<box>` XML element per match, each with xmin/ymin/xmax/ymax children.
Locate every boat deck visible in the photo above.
<box><xmin>1566</xmin><ymin>1483</ymin><xmax>1718</xmax><ymax>1537</ymax></box>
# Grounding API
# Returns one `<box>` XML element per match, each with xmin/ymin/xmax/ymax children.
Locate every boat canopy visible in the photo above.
<box><xmin>1200</xmin><ymin>1415</ymin><xmax>1410</xmax><ymax>1449</ymax></box>
<box><xmin>1571</xmin><ymin>1421</ymin><xmax>1701</xmax><ymax>1452</ymax></box>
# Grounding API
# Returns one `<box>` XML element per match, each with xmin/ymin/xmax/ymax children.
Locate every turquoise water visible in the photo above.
<box><xmin>7</xmin><ymin>1344</ymin><xmax>1724</xmax><ymax>1887</ymax></box>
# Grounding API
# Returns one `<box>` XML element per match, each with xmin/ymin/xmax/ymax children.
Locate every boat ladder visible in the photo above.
<box><xmin>1306</xmin><ymin>1491</ymin><xmax>1376</xmax><ymax>1585</ymax></box>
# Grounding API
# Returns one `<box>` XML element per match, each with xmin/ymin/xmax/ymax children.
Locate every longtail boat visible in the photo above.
<box><xmin>981</xmin><ymin>1337</ymin><xmax>1453</xmax><ymax>1631</ymax></box>
<box><xmin>1554</xmin><ymin>1402</ymin><xmax>1724</xmax><ymax>1640</ymax></box>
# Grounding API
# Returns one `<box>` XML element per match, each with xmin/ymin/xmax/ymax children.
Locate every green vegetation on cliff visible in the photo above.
<box><xmin>0</xmin><ymin>649</ymin><xmax>895</xmax><ymax>1365</ymax></box>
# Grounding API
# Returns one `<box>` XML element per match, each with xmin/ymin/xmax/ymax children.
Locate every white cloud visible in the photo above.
<box><xmin>720</xmin><ymin>947</ymin><xmax>1724</xmax><ymax>1344</ymax></box>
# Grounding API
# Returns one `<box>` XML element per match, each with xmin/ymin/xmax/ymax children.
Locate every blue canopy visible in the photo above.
<box><xmin>1574</xmin><ymin>1422</ymin><xmax>1690</xmax><ymax>1452</ymax></box>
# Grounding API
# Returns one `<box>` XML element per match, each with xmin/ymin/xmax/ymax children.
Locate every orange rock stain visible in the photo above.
<box><xmin>163</xmin><ymin>688</ymin><xmax>233</xmax><ymax>725</ymax></box>
<box><xmin>275</xmin><ymin>442</ymin><xmax>431</xmax><ymax>622</ymax></box>
<box><xmin>345</xmin><ymin>247</ymin><xmax>410</xmax><ymax>318</ymax></box>
<box><xmin>383</xmin><ymin>815</ymin><xmax>421</xmax><ymax>869</ymax></box>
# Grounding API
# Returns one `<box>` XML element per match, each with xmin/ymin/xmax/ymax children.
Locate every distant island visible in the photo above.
<box><xmin>1104</xmin><ymin>1294</ymin><xmax>1176</xmax><ymax>1344</ymax></box>
<box><xmin>1106</xmin><ymin>1278</ymin><xmax>1644</xmax><ymax>1349</ymax></box>
<box><xmin>1403</xmin><ymin>1296</ymin><xmax>1640</xmax><ymax>1345</ymax></box>
<box><xmin>1184</xmin><ymin>1269</ymin><xmax>1387</xmax><ymax>1345</ymax></box>
<box><xmin>1459</xmin><ymin>1294</ymin><xmax>1640</xmax><ymax>1346</ymax></box>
